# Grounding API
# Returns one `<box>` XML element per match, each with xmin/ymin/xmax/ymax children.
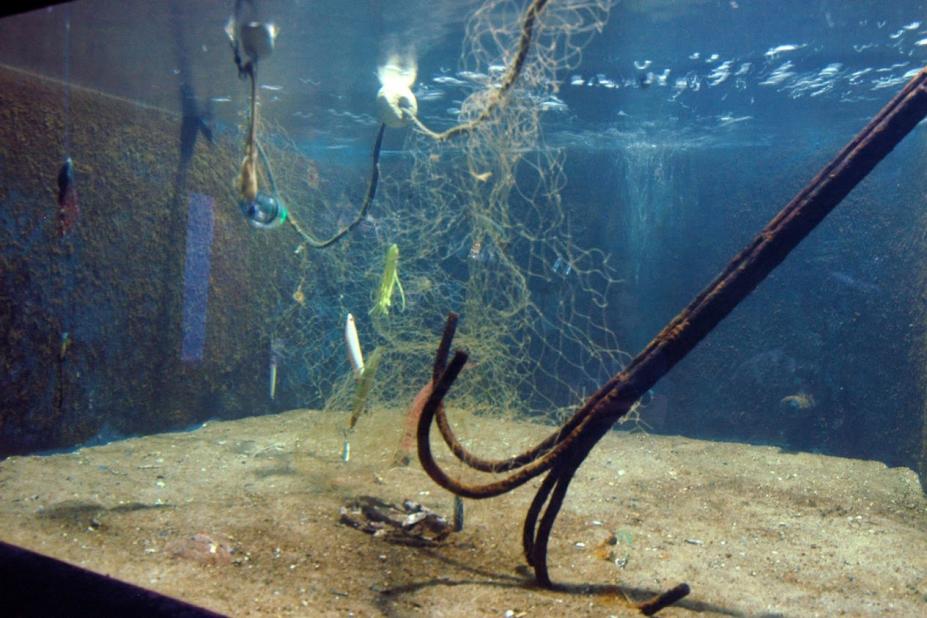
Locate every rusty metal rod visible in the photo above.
<box><xmin>418</xmin><ymin>66</ymin><xmax>927</xmax><ymax>589</ymax></box>
<box><xmin>595</xmin><ymin>66</ymin><xmax>927</xmax><ymax>430</ymax></box>
<box><xmin>524</xmin><ymin>65</ymin><xmax>927</xmax><ymax>587</ymax></box>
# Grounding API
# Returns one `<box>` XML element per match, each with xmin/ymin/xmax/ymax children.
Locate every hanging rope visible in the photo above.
<box><xmin>406</xmin><ymin>0</ymin><xmax>550</xmax><ymax>142</ymax></box>
<box><xmin>261</xmin><ymin>123</ymin><xmax>387</xmax><ymax>251</ymax></box>
<box><xmin>229</xmin><ymin>6</ymin><xmax>386</xmax><ymax>250</ymax></box>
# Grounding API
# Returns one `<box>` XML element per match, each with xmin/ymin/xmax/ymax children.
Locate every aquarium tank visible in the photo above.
<box><xmin>1</xmin><ymin>0</ymin><xmax>926</xmax><ymax>615</ymax></box>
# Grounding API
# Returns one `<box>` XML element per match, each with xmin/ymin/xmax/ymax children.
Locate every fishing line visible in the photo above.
<box><xmin>54</xmin><ymin>3</ymin><xmax>77</xmax><ymax>418</ymax></box>
<box><xmin>62</xmin><ymin>4</ymin><xmax>71</xmax><ymax>155</ymax></box>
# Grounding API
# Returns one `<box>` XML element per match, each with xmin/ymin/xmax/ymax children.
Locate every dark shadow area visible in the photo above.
<box><xmin>0</xmin><ymin>540</ymin><xmax>225</xmax><ymax>617</ymax></box>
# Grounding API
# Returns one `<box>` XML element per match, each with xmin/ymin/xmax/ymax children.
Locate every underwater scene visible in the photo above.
<box><xmin>1</xmin><ymin>0</ymin><xmax>927</xmax><ymax>615</ymax></box>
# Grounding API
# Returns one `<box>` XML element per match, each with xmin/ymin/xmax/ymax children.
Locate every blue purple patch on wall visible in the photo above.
<box><xmin>180</xmin><ymin>193</ymin><xmax>214</xmax><ymax>363</ymax></box>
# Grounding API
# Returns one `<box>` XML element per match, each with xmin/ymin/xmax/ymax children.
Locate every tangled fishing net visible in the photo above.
<box><xmin>262</xmin><ymin>0</ymin><xmax>628</xmax><ymax>430</ymax></box>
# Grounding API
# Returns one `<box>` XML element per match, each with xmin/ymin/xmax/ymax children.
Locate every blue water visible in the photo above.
<box><xmin>3</xmin><ymin>1</ymin><xmax>926</xmax><ymax>152</ymax></box>
<box><xmin>1</xmin><ymin>0</ymin><xmax>926</xmax><ymax>469</ymax></box>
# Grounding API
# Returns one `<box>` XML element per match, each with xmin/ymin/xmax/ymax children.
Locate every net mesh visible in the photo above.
<box><xmin>258</xmin><ymin>0</ymin><xmax>627</xmax><ymax>432</ymax></box>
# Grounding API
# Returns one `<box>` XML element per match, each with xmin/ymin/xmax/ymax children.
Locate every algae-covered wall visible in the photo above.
<box><xmin>0</xmin><ymin>65</ymin><xmax>291</xmax><ymax>455</ymax></box>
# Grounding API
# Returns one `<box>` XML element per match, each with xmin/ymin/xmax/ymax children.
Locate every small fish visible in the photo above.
<box><xmin>468</xmin><ymin>238</ymin><xmax>482</xmax><ymax>261</ymax></box>
<box><xmin>829</xmin><ymin>270</ymin><xmax>880</xmax><ymax>294</ymax></box>
<box><xmin>718</xmin><ymin>114</ymin><xmax>752</xmax><ymax>126</ymax></box>
<box><xmin>539</xmin><ymin>96</ymin><xmax>568</xmax><ymax>112</ymax></box>
<box><xmin>818</xmin><ymin>63</ymin><xmax>842</xmax><ymax>78</ymax></box>
<box><xmin>417</xmin><ymin>89</ymin><xmax>445</xmax><ymax>102</ymax></box>
<box><xmin>780</xmin><ymin>393</ymin><xmax>816</xmax><ymax>411</ymax></box>
<box><xmin>269</xmin><ymin>339</ymin><xmax>285</xmax><ymax>400</ymax></box>
<box><xmin>56</xmin><ymin>158</ymin><xmax>79</xmax><ymax>237</ymax></box>
<box><xmin>292</xmin><ymin>283</ymin><xmax>305</xmax><ymax>305</ymax></box>
<box><xmin>432</xmin><ymin>75</ymin><xmax>466</xmax><ymax>86</ymax></box>
<box><xmin>344</xmin><ymin>313</ymin><xmax>364</xmax><ymax>378</ymax></box>
<box><xmin>760</xmin><ymin>61</ymin><xmax>795</xmax><ymax>86</ymax></box>
<box><xmin>470</xmin><ymin>170</ymin><xmax>492</xmax><ymax>182</ymax></box>
<box><xmin>468</xmin><ymin>238</ymin><xmax>497</xmax><ymax>264</ymax></box>
<box><xmin>59</xmin><ymin>331</ymin><xmax>71</xmax><ymax>360</ymax></box>
<box><xmin>457</xmin><ymin>70</ymin><xmax>488</xmax><ymax>83</ymax></box>
<box><xmin>369</xmin><ymin>244</ymin><xmax>405</xmax><ymax>317</ymax></box>
<box><xmin>269</xmin><ymin>357</ymin><xmax>278</xmax><ymax>399</ymax></box>
<box><xmin>764</xmin><ymin>43</ymin><xmax>806</xmax><ymax>58</ymax></box>
<box><xmin>57</xmin><ymin>158</ymin><xmax>73</xmax><ymax>202</ymax></box>
<box><xmin>552</xmin><ymin>256</ymin><xmax>572</xmax><ymax>276</ymax></box>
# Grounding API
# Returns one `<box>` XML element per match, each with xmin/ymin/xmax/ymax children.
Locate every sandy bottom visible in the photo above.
<box><xmin>0</xmin><ymin>407</ymin><xmax>925</xmax><ymax>617</ymax></box>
